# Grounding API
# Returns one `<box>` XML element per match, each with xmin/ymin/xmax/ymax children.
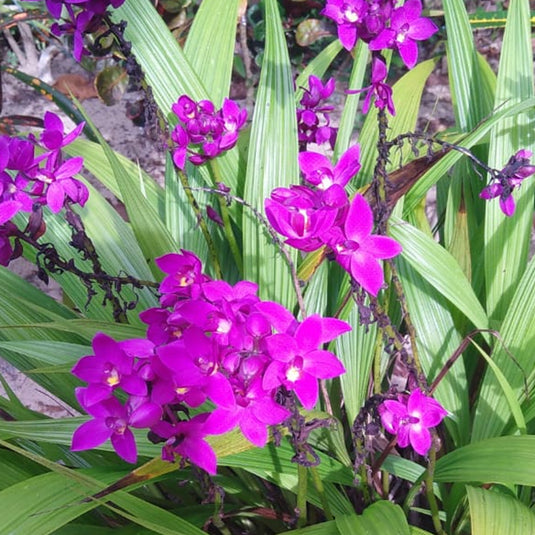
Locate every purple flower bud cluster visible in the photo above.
<box><xmin>379</xmin><ymin>388</ymin><xmax>448</xmax><ymax>456</ymax></box>
<box><xmin>297</xmin><ymin>75</ymin><xmax>338</xmax><ymax>149</ymax></box>
<box><xmin>71</xmin><ymin>250</ymin><xmax>351</xmax><ymax>474</ymax></box>
<box><xmin>479</xmin><ymin>149</ymin><xmax>535</xmax><ymax>217</ymax></box>
<box><xmin>322</xmin><ymin>0</ymin><xmax>438</xmax><ymax>69</ymax></box>
<box><xmin>0</xmin><ymin>112</ymin><xmax>88</xmax><ymax>266</ymax></box>
<box><xmin>170</xmin><ymin>96</ymin><xmax>247</xmax><ymax>170</ymax></box>
<box><xmin>265</xmin><ymin>145</ymin><xmax>402</xmax><ymax>296</ymax></box>
<box><xmin>28</xmin><ymin>0</ymin><xmax>126</xmax><ymax>61</ymax></box>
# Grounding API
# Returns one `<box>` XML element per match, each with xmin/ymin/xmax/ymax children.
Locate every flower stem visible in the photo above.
<box><xmin>296</xmin><ymin>463</ymin><xmax>308</xmax><ymax>528</ymax></box>
<box><xmin>177</xmin><ymin>168</ymin><xmax>222</xmax><ymax>279</ymax></box>
<box><xmin>309</xmin><ymin>465</ymin><xmax>333</xmax><ymax>521</ymax></box>
<box><xmin>426</xmin><ymin>445</ymin><xmax>446</xmax><ymax>535</ymax></box>
<box><xmin>208</xmin><ymin>159</ymin><xmax>243</xmax><ymax>275</ymax></box>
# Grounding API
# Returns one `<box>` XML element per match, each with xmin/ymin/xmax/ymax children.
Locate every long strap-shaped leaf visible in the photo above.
<box><xmin>242</xmin><ymin>0</ymin><xmax>298</xmax><ymax>308</ymax></box>
<box><xmin>472</xmin><ymin>253</ymin><xmax>535</xmax><ymax>441</ymax></box>
<box><xmin>184</xmin><ymin>0</ymin><xmax>239</xmax><ymax>107</ymax></box>
<box><xmin>483</xmin><ymin>0</ymin><xmax>535</xmax><ymax>323</ymax></box>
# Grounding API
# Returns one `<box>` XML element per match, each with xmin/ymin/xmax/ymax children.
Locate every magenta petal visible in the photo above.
<box><xmin>408</xmin><ymin>18</ymin><xmax>438</xmax><ymax>41</ymax></box>
<box><xmin>398</xmin><ymin>40</ymin><xmax>419</xmax><ymax>70</ymax></box>
<box><xmin>111</xmin><ymin>428</ymin><xmax>137</xmax><ymax>463</ymax></box>
<box><xmin>318</xmin><ymin>317</ymin><xmax>352</xmax><ymax>343</ymax></box>
<box><xmin>71</xmin><ymin>418</ymin><xmax>111</xmax><ymax>451</ymax></box>
<box><xmin>500</xmin><ymin>195</ymin><xmax>516</xmax><ymax>217</ymax></box>
<box><xmin>0</xmin><ymin>200</ymin><xmax>22</xmax><ymax>225</ymax></box>
<box><xmin>349</xmin><ymin>252</ymin><xmax>384</xmax><ymax>296</ymax></box>
<box><xmin>409</xmin><ymin>426</ymin><xmax>431</xmax><ymax>456</ymax></box>
<box><xmin>181</xmin><ymin>438</ymin><xmax>217</xmax><ymax>475</ymax></box>
<box><xmin>206</xmin><ymin>373</ymin><xmax>236</xmax><ymax>409</ymax></box>
<box><xmin>46</xmin><ymin>182</ymin><xmax>65</xmax><ymax>213</ymax></box>
<box><xmin>396</xmin><ymin>424</ymin><xmax>410</xmax><ymax>448</ymax></box>
<box><xmin>344</xmin><ymin>194</ymin><xmax>373</xmax><ymax>242</ymax></box>
<box><xmin>295</xmin><ymin>315</ymin><xmax>323</xmax><ymax>352</ymax></box>
<box><xmin>334</xmin><ymin>144</ymin><xmax>361</xmax><ymax>187</ymax></box>
<box><xmin>129</xmin><ymin>402</ymin><xmax>162</xmax><ymax>428</ymax></box>
<box><xmin>265</xmin><ymin>333</ymin><xmax>298</xmax><ymax>362</ymax></box>
<box><xmin>361</xmin><ymin>235</ymin><xmax>402</xmax><ymax>259</ymax></box>
<box><xmin>252</xmin><ymin>398</ymin><xmax>290</xmax><ymax>425</ymax></box>
<box><xmin>299</xmin><ymin>152</ymin><xmax>332</xmax><ymax>177</ymax></box>
<box><xmin>240</xmin><ymin>411</ymin><xmax>268</xmax><ymax>447</ymax></box>
<box><xmin>55</xmin><ymin>157</ymin><xmax>84</xmax><ymax>179</ymax></box>
<box><xmin>303</xmin><ymin>349</ymin><xmax>345</xmax><ymax>379</ymax></box>
<box><xmin>293</xmin><ymin>373</ymin><xmax>319</xmax><ymax>410</ymax></box>
<box><xmin>338</xmin><ymin>24</ymin><xmax>357</xmax><ymax>51</ymax></box>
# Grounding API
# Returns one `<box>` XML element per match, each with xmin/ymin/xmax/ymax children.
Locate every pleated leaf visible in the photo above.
<box><xmin>334</xmin><ymin>502</ymin><xmax>410</xmax><ymax>535</ymax></box>
<box><xmin>396</xmin><ymin>256</ymin><xmax>469</xmax><ymax>446</ymax></box>
<box><xmin>483</xmin><ymin>0</ymin><xmax>535</xmax><ymax>323</ymax></box>
<box><xmin>183</xmin><ymin>0</ymin><xmax>239</xmax><ymax>106</ymax></box>
<box><xmin>390</xmin><ymin>217</ymin><xmax>488</xmax><ymax>331</ymax></box>
<box><xmin>435</xmin><ymin>435</ymin><xmax>535</xmax><ymax>485</ymax></box>
<box><xmin>472</xmin><ymin>253</ymin><xmax>535</xmax><ymax>441</ymax></box>
<box><xmin>242</xmin><ymin>0</ymin><xmax>298</xmax><ymax>308</ymax></box>
<box><xmin>467</xmin><ymin>486</ymin><xmax>535</xmax><ymax>535</ymax></box>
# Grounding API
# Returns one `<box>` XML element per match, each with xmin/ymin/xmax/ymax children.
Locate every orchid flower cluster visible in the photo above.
<box><xmin>71</xmin><ymin>249</ymin><xmax>351</xmax><ymax>474</ymax></box>
<box><xmin>29</xmin><ymin>0</ymin><xmax>126</xmax><ymax>61</ymax></box>
<box><xmin>479</xmin><ymin>149</ymin><xmax>535</xmax><ymax>217</ymax></box>
<box><xmin>297</xmin><ymin>75</ymin><xmax>337</xmax><ymax>150</ymax></box>
<box><xmin>170</xmin><ymin>95</ymin><xmax>248</xmax><ymax>170</ymax></box>
<box><xmin>0</xmin><ymin>112</ymin><xmax>88</xmax><ymax>266</ymax></box>
<box><xmin>322</xmin><ymin>0</ymin><xmax>438</xmax><ymax>116</ymax></box>
<box><xmin>266</xmin><ymin>145</ymin><xmax>402</xmax><ymax>296</ymax></box>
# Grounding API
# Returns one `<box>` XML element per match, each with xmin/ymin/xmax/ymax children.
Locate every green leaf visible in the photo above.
<box><xmin>242</xmin><ymin>0</ymin><xmax>298</xmax><ymax>308</ymax></box>
<box><xmin>467</xmin><ymin>486</ymin><xmax>535</xmax><ymax>535</ymax></box>
<box><xmin>435</xmin><ymin>436</ymin><xmax>535</xmax><ymax>485</ymax></box>
<box><xmin>395</xmin><ymin>255</ymin><xmax>470</xmax><ymax>446</ymax></box>
<box><xmin>472</xmin><ymin>253</ymin><xmax>535</xmax><ymax>440</ymax></box>
<box><xmin>390</xmin><ymin>217</ymin><xmax>488</xmax><ymax>331</ymax></box>
<box><xmin>184</xmin><ymin>0</ymin><xmax>239</xmax><ymax>106</ymax></box>
<box><xmin>483</xmin><ymin>0</ymin><xmax>535</xmax><ymax>323</ymax></box>
<box><xmin>335</xmin><ymin>302</ymin><xmax>377</xmax><ymax>426</ymax></box>
<box><xmin>334</xmin><ymin>502</ymin><xmax>410</xmax><ymax>535</ymax></box>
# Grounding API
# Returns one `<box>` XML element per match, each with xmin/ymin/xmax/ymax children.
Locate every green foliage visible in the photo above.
<box><xmin>2</xmin><ymin>0</ymin><xmax>535</xmax><ymax>533</ymax></box>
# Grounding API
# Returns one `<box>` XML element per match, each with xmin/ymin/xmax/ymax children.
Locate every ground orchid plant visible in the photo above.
<box><xmin>1</xmin><ymin>1</ymin><xmax>535</xmax><ymax>534</ymax></box>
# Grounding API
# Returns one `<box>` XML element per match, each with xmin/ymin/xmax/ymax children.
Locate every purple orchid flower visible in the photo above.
<box><xmin>321</xmin><ymin>0</ymin><xmax>370</xmax><ymax>51</ymax></box>
<box><xmin>379</xmin><ymin>388</ymin><xmax>448</xmax><ymax>456</ymax></box>
<box><xmin>265</xmin><ymin>185</ymin><xmax>339</xmax><ymax>252</ymax></box>
<box><xmin>151</xmin><ymin>412</ymin><xmax>229</xmax><ymax>475</ymax></box>
<box><xmin>326</xmin><ymin>193</ymin><xmax>402</xmax><ymax>296</ymax></box>
<box><xmin>72</xmin><ymin>332</ymin><xmax>147</xmax><ymax>407</ymax></box>
<box><xmin>262</xmin><ymin>314</ymin><xmax>350</xmax><ymax>410</ymax></box>
<box><xmin>480</xmin><ymin>149</ymin><xmax>535</xmax><ymax>217</ymax></box>
<box><xmin>369</xmin><ymin>0</ymin><xmax>438</xmax><ymax>69</ymax></box>
<box><xmin>72</xmin><ymin>393</ymin><xmax>161</xmax><ymax>463</ymax></box>
<box><xmin>40</xmin><ymin>112</ymin><xmax>85</xmax><ymax>151</ymax></box>
<box><xmin>299</xmin><ymin>144</ymin><xmax>361</xmax><ymax>190</ymax></box>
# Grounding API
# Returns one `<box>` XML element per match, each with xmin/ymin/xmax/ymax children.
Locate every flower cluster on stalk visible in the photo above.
<box><xmin>28</xmin><ymin>0</ymin><xmax>126</xmax><ymax>61</ymax></box>
<box><xmin>265</xmin><ymin>145</ymin><xmax>402</xmax><ymax>296</ymax></box>
<box><xmin>0</xmin><ymin>112</ymin><xmax>88</xmax><ymax>266</ymax></box>
<box><xmin>71</xmin><ymin>250</ymin><xmax>351</xmax><ymax>474</ymax></box>
<box><xmin>479</xmin><ymin>149</ymin><xmax>535</xmax><ymax>217</ymax></box>
<box><xmin>296</xmin><ymin>75</ymin><xmax>338</xmax><ymax>150</ymax></box>
<box><xmin>170</xmin><ymin>96</ymin><xmax>247</xmax><ymax>170</ymax></box>
<box><xmin>322</xmin><ymin>0</ymin><xmax>438</xmax><ymax>115</ymax></box>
